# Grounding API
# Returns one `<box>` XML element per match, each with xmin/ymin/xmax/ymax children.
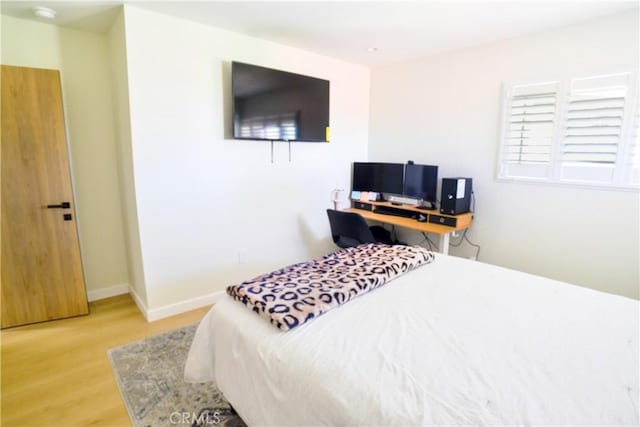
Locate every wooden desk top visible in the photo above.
<box><xmin>348</xmin><ymin>201</ymin><xmax>473</xmax><ymax>235</ymax></box>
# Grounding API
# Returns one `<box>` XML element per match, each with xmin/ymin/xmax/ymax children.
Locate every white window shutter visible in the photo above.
<box><xmin>626</xmin><ymin>99</ymin><xmax>640</xmax><ymax>185</ymax></box>
<box><xmin>499</xmin><ymin>81</ymin><xmax>560</xmax><ymax>180</ymax></box>
<box><xmin>498</xmin><ymin>71</ymin><xmax>638</xmax><ymax>189</ymax></box>
<box><xmin>559</xmin><ymin>73</ymin><xmax>631</xmax><ymax>184</ymax></box>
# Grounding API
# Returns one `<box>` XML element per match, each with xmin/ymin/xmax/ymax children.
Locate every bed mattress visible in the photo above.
<box><xmin>185</xmin><ymin>253</ymin><xmax>639</xmax><ymax>425</ymax></box>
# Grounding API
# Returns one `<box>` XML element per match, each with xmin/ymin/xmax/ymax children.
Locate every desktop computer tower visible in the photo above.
<box><xmin>440</xmin><ymin>178</ymin><xmax>472</xmax><ymax>215</ymax></box>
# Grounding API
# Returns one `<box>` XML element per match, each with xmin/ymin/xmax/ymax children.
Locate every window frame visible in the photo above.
<box><xmin>497</xmin><ymin>69</ymin><xmax>639</xmax><ymax>191</ymax></box>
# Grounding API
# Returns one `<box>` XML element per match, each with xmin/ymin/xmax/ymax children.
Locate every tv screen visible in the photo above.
<box><xmin>232</xmin><ymin>62</ymin><xmax>330</xmax><ymax>142</ymax></box>
<box><xmin>352</xmin><ymin>162</ymin><xmax>404</xmax><ymax>195</ymax></box>
<box><xmin>403</xmin><ymin>163</ymin><xmax>439</xmax><ymax>203</ymax></box>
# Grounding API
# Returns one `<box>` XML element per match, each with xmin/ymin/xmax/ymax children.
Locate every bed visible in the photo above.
<box><xmin>184</xmin><ymin>248</ymin><xmax>639</xmax><ymax>426</ymax></box>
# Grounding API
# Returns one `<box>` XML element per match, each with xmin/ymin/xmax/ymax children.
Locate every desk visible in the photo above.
<box><xmin>348</xmin><ymin>201</ymin><xmax>473</xmax><ymax>255</ymax></box>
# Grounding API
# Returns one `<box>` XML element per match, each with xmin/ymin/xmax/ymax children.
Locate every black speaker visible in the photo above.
<box><xmin>352</xmin><ymin>201</ymin><xmax>373</xmax><ymax>211</ymax></box>
<box><xmin>440</xmin><ymin>178</ymin><xmax>472</xmax><ymax>215</ymax></box>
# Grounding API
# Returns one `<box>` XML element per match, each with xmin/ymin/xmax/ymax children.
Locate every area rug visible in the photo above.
<box><xmin>108</xmin><ymin>324</ymin><xmax>246</xmax><ymax>427</ymax></box>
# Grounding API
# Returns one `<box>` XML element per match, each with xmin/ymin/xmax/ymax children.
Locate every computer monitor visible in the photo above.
<box><xmin>352</xmin><ymin>162</ymin><xmax>375</xmax><ymax>191</ymax></box>
<box><xmin>403</xmin><ymin>163</ymin><xmax>438</xmax><ymax>203</ymax></box>
<box><xmin>375</xmin><ymin>163</ymin><xmax>404</xmax><ymax>195</ymax></box>
<box><xmin>352</xmin><ymin>162</ymin><xmax>404</xmax><ymax>195</ymax></box>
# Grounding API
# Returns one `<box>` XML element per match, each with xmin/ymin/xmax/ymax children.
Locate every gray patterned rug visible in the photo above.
<box><xmin>108</xmin><ymin>324</ymin><xmax>246</xmax><ymax>427</ymax></box>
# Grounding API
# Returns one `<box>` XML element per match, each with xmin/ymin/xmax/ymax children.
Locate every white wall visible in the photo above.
<box><xmin>119</xmin><ymin>6</ymin><xmax>370</xmax><ymax>310</ymax></box>
<box><xmin>1</xmin><ymin>15</ymin><xmax>130</xmax><ymax>297</ymax></box>
<box><xmin>369</xmin><ymin>11</ymin><xmax>639</xmax><ymax>299</ymax></box>
<box><xmin>106</xmin><ymin>10</ymin><xmax>148</xmax><ymax>305</ymax></box>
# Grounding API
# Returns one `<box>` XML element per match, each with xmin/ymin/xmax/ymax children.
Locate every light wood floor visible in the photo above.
<box><xmin>1</xmin><ymin>294</ymin><xmax>211</xmax><ymax>426</ymax></box>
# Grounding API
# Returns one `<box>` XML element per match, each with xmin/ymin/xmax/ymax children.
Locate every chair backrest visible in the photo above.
<box><xmin>326</xmin><ymin>209</ymin><xmax>377</xmax><ymax>248</ymax></box>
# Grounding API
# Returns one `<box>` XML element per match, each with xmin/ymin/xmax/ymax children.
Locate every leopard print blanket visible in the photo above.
<box><xmin>226</xmin><ymin>243</ymin><xmax>435</xmax><ymax>331</ymax></box>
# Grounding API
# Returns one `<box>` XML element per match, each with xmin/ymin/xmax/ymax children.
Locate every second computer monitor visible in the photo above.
<box><xmin>376</xmin><ymin>163</ymin><xmax>404</xmax><ymax>194</ymax></box>
<box><xmin>403</xmin><ymin>163</ymin><xmax>438</xmax><ymax>204</ymax></box>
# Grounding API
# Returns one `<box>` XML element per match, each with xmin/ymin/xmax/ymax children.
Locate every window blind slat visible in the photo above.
<box><xmin>566</xmin><ymin>128</ymin><xmax>620</xmax><ymax>136</ymax></box>
<box><xmin>513</xmin><ymin>92</ymin><xmax>556</xmax><ymax>98</ymax></box>
<box><xmin>564</xmin><ymin>135</ymin><xmax>619</xmax><ymax>144</ymax></box>
<box><xmin>511</xmin><ymin>112</ymin><xmax>555</xmax><ymax>119</ymax></box>
<box><xmin>563</xmin><ymin>146</ymin><xmax>618</xmax><ymax>154</ymax></box>
<box><xmin>567</xmin><ymin>124</ymin><xmax>621</xmax><ymax>129</ymax></box>
<box><xmin>569</xmin><ymin>97</ymin><xmax>625</xmax><ymax>106</ymax></box>
<box><xmin>506</xmin><ymin>139</ymin><xmax>553</xmax><ymax>146</ymax></box>
<box><xmin>511</xmin><ymin>105</ymin><xmax>556</xmax><ymax>113</ymax></box>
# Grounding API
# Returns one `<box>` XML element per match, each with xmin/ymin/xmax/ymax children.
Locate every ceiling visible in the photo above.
<box><xmin>1</xmin><ymin>1</ymin><xmax>637</xmax><ymax>66</ymax></box>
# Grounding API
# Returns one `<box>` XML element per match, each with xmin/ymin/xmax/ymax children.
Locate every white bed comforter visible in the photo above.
<box><xmin>185</xmin><ymin>254</ymin><xmax>639</xmax><ymax>426</ymax></box>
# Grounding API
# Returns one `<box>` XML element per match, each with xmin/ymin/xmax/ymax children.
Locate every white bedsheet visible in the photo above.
<box><xmin>185</xmin><ymin>254</ymin><xmax>639</xmax><ymax>426</ymax></box>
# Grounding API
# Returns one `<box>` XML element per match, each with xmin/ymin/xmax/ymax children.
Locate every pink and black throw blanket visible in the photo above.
<box><xmin>226</xmin><ymin>243</ymin><xmax>435</xmax><ymax>331</ymax></box>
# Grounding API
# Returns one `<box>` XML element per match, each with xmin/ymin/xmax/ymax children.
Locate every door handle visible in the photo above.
<box><xmin>47</xmin><ymin>202</ymin><xmax>70</xmax><ymax>209</ymax></box>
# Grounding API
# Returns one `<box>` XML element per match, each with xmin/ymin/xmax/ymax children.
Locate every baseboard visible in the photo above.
<box><xmin>128</xmin><ymin>286</ymin><xmax>150</xmax><ymax>321</ymax></box>
<box><xmin>145</xmin><ymin>291</ymin><xmax>225</xmax><ymax>322</ymax></box>
<box><xmin>107</xmin><ymin>285</ymin><xmax>224</xmax><ymax>322</ymax></box>
<box><xmin>87</xmin><ymin>283</ymin><xmax>130</xmax><ymax>302</ymax></box>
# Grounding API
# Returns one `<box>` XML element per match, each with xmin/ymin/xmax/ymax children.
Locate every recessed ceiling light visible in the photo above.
<box><xmin>32</xmin><ymin>6</ymin><xmax>57</xmax><ymax>20</ymax></box>
<box><xmin>367</xmin><ymin>47</ymin><xmax>378</xmax><ymax>53</ymax></box>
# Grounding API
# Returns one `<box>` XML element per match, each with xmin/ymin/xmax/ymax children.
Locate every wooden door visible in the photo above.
<box><xmin>1</xmin><ymin>65</ymin><xmax>88</xmax><ymax>328</ymax></box>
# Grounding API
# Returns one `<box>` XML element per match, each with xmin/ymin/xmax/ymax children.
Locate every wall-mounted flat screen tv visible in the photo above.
<box><xmin>232</xmin><ymin>62</ymin><xmax>330</xmax><ymax>142</ymax></box>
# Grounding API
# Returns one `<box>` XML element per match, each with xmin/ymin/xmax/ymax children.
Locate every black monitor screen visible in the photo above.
<box><xmin>403</xmin><ymin>163</ymin><xmax>438</xmax><ymax>203</ymax></box>
<box><xmin>352</xmin><ymin>162</ymin><xmax>374</xmax><ymax>191</ymax></box>
<box><xmin>352</xmin><ymin>162</ymin><xmax>404</xmax><ymax>195</ymax></box>
<box><xmin>232</xmin><ymin>62</ymin><xmax>329</xmax><ymax>142</ymax></box>
<box><xmin>375</xmin><ymin>163</ymin><xmax>404</xmax><ymax>194</ymax></box>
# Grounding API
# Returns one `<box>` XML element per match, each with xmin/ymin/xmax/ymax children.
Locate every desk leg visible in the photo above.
<box><xmin>439</xmin><ymin>233</ymin><xmax>450</xmax><ymax>255</ymax></box>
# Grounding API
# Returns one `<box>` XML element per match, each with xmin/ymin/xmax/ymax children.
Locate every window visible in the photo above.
<box><xmin>498</xmin><ymin>71</ymin><xmax>639</xmax><ymax>189</ymax></box>
<box><xmin>625</xmin><ymin>99</ymin><xmax>640</xmax><ymax>185</ymax></box>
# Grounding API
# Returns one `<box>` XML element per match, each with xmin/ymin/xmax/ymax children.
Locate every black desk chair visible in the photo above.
<box><xmin>326</xmin><ymin>209</ymin><xmax>394</xmax><ymax>248</ymax></box>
